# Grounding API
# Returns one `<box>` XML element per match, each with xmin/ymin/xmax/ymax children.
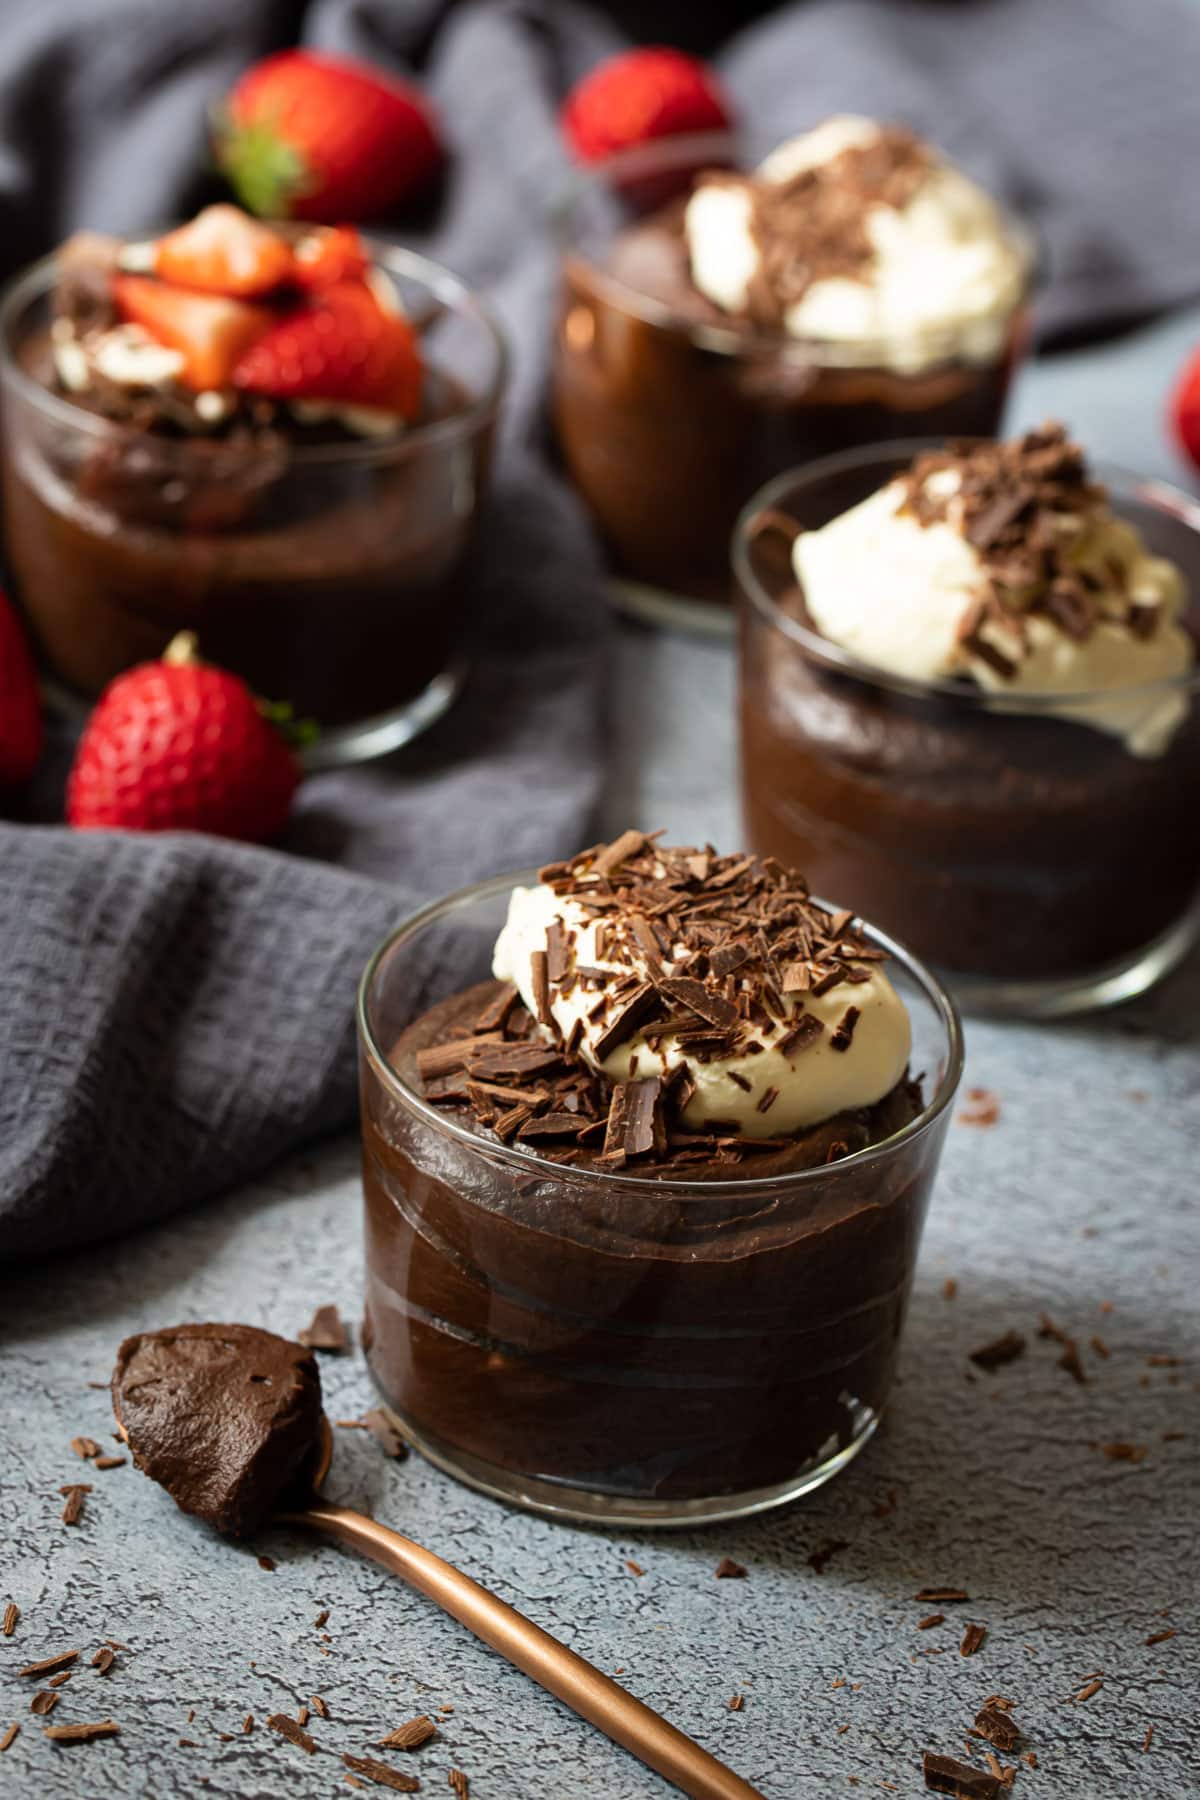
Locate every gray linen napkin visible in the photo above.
<box><xmin>5</xmin><ymin>0</ymin><xmax>1200</xmax><ymax>1261</ymax></box>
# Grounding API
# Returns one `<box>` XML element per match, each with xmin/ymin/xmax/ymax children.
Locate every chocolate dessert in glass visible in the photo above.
<box><xmin>0</xmin><ymin>206</ymin><xmax>507</xmax><ymax>764</ymax></box>
<box><xmin>359</xmin><ymin>830</ymin><xmax>962</xmax><ymax>1525</ymax></box>
<box><xmin>737</xmin><ymin>425</ymin><xmax>1200</xmax><ymax>1016</ymax></box>
<box><xmin>552</xmin><ymin>116</ymin><xmax>1034</xmax><ymax>629</ymax></box>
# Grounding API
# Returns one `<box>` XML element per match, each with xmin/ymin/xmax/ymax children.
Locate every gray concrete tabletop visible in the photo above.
<box><xmin>3</xmin><ymin>314</ymin><xmax>1199</xmax><ymax>1800</ymax></box>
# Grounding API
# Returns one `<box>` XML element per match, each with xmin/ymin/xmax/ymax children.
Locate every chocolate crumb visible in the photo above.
<box><xmin>1037</xmin><ymin>1313</ymin><xmax>1087</xmax><ymax>1383</ymax></box>
<box><xmin>379</xmin><ymin>1715</ymin><xmax>437</xmax><ymax>1750</ymax></box>
<box><xmin>968</xmin><ymin>1332</ymin><xmax>1026</xmax><ymax>1372</ymax></box>
<box><xmin>93</xmin><ymin>1456</ymin><xmax>126</xmax><ymax>1471</ymax></box>
<box><xmin>92</xmin><ymin>1647</ymin><xmax>116</xmax><ymax>1675</ymax></box>
<box><xmin>342</xmin><ymin>1753</ymin><xmax>421</xmax><ymax>1792</ymax></box>
<box><xmin>268</xmin><ymin>1713</ymin><xmax>318</xmax><ymax>1753</ymax></box>
<box><xmin>31</xmin><ymin>1691</ymin><xmax>59</xmax><ymax>1716</ymax></box>
<box><xmin>59</xmin><ymin>1485</ymin><xmax>91</xmax><ymax>1526</ymax></box>
<box><xmin>728</xmin><ymin>1694</ymin><xmax>745</xmax><ymax>1712</ymax></box>
<box><xmin>917</xmin><ymin>1615</ymin><xmax>945</xmax><ymax>1631</ymax></box>
<box><xmin>257</xmin><ymin>1556</ymin><xmax>276</xmax><ymax>1572</ymax></box>
<box><xmin>943</xmin><ymin>1278</ymin><xmax>958</xmax><ymax>1300</ymax></box>
<box><xmin>42</xmin><ymin>1720</ymin><xmax>120</xmax><ymax>1743</ymax></box>
<box><xmin>914</xmin><ymin>1588</ymin><xmax>969</xmax><ymax>1603</ymax></box>
<box><xmin>714</xmin><ymin>1558</ymin><xmax>747</xmax><ymax>1579</ymax></box>
<box><xmin>626</xmin><ymin>1560</ymin><xmax>645</xmax><ymax>1577</ymax></box>
<box><xmin>1143</xmin><ymin>1725</ymin><xmax>1154</xmax><ymax>1751</ymax></box>
<box><xmin>47</xmin><ymin>1672</ymin><xmax>72</xmax><ymax>1689</ymax></box>
<box><xmin>1072</xmin><ymin>1678</ymin><xmax>1103</xmax><ymax>1703</ymax></box>
<box><xmin>807</xmin><ymin>1538</ymin><xmax>850</xmax><ymax>1575</ymax></box>
<box><xmin>960</xmin><ymin>1624</ymin><xmax>987</xmax><ymax>1658</ymax></box>
<box><xmin>297</xmin><ymin>1706</ymin><xmax>309</xmax><ymax>1727</ymax></box>
<box><xmin>448</xmin><ymin>1771</ymin><xmax>470</xmax><ymax>1799</ymax></box>
<box><xmin>298</xmin><ymin>1304</ymin><xmax>349</xmax><ymax>1354</ymax></box>
<box><xmin>2</xmin><ymin>1604</ymin><xmax>18</xmax><ymax>1637</ymax></box>
<box><xmin>957</xmin><ymin>1089</ymin><xmax>1001</xmax><ymax>1128</ymax></box>
<box><xmin>311</xmin><ymin>1695</ymin><xmax>329</xmax><ymax>1718</ymax></box>
<box><xmin>1100</xmin><ymin>1441</ymin><xmax>1147</xmax><ymax>1463</ymax></box>
<box><xmin>0</xmin><ymin>1725</ymin><xmax>17</xmax><ymax>1752</ymax></box>
<box><xmin>315</xmin><ymin>1610</ymin><xmax>330</xmax><ymax>1629</ymax></box>
<box><xmin>70</xmin><ymin>1437</ymin><xmax>101</xmax><ymax>1460</ymax></box>
<box><xmin>922</xmin><ymin>1752</ymin><xmax>1000</xmax><ymax>1798</ymax></box>
<box><xmin>19</xmin><ymin>1651</ymin><xmax>78</xmax><ymax>1679</ymax></box>
<box><xmin>243</xmin><ymin>1714</ymin><xmax>253</xmax><ymax>1734</ymax></box>
<box><xmin>829</xmin><ymin>1006</ymin><xmax>860</xmax><ymax>1052</ymax></box>
<box><xmin>1145</xmin><ymin>1629</ymin><xmax>1176</xmax><ymax>1646</ymax></box>
<box><xmin>363</xmin><ymin>1409</ymin><xmax>409</xmax><ymax>1459</ymax></box>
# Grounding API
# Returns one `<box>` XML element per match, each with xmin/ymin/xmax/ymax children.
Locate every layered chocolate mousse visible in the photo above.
<box><xmin>112</xmin><ymin>1322</ymin><xmax>323</xmax><ymax>1537</ymax></box>
<box><xmin>0</xmin><ymin>206</ymin><xmax>501</xmax><ymax>730</ymax></box>
<box><xmin>553</xmin><ymin>117</ymin><xmax>1031</xmax><ymax>603</ymax></box>
<box><xmin>740</xmin><ymin>424</ymin><xmax>1200</xmax><ymax>982</ymax></box>
<box><xmin>361</xmin><ymin>833</ymin><xmax>954</xmax><ymax>1514</ymax></box>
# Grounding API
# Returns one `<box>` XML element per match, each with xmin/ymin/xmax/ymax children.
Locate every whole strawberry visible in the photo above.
<box><xmin>215</xmin><ymin>50</ymin><xmax>442</xmax><ymax>222</ymax></box>
<box><xmin>562</xmin><ymin>47</ymin><xmax>734</xmax><ymax>164</ymax></box>
<box><xmin>1170</xmin><ymin>344</ymin><xmax>1200</xmax><ymax>471</ymax></box>
<box><xmin>0</xmin><ymin>586</ymin><xmax>43</xmax><ymax>789</ymax></box>
<box><xmin>67</xmin><ymin>635</ymin><xmax>299</xmax><ymax>843</ymax></box>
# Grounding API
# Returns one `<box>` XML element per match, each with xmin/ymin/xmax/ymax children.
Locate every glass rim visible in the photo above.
<box><xmin>552</xmin><ymin>127</ymin><xmax>1039</xmax><ymax>368</ymax></box>
<box><xmin>733</xmin><ymin>439</ymin><xmax>1200</xmax><ymax>711</ymax></box>
<box><xmin>357</xmin><ymin>864</ymin><xmax>965</xmax><ymax>1198</ymax></box>
<box><xmin>0</xmin><ymin>238</ymin><xmax>510</xmax><ymax>468</ymax></box>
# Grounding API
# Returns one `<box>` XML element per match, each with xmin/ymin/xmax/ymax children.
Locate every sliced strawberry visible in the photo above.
<box><xmin>231</xmin><ymin>281</ymin><xmax>421</xmax><ymax>418</ymax></box>
<box><xmin>291</xmin><ymin>224</ymin><xmax>368</xmax><ymax>291</ymax></box>
<box><xmin>113</xmin><ymin>275</ymin><xmax>272</xmax><ymax>391</ymax></box>
<box><xmin>154</xmin><ymin>205</ymin><xmax>294</xmax><ymax>298</ymax></box>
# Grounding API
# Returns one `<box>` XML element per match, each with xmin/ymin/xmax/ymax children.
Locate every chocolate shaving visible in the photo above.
<box><xmin>362</xmin><ymin>1409</ymin><xmax>408</xmax><ymax>1460</ymax></box>
<box><xmin>777</xmin><ymin>1014</ymin><xmax>824</xmax><ymax>1056</ymax></box>
<box><xmin>0</xmin><ymin>1725</ymin><xmax>17</xmax><ymax>1752</ymax></box>
<box><xmin>829</xmin><ymin>1006</ymin><xmax>860</xmax><ymax>1052</ymax></box>
<box><xmin>917</xmin><ymin>1615</ymin><xmax>945</xmax><ymax>1631</ymax></box>
<box><xmin>70</xmin><ymin>1437</ymin><xmax>101</xmax><ymax>1460</ymax></box>
<box><xmin>714</xmin><ymin>1558</ymin><xmax>747</xmax><ymax>1579</ymax></box>
<box><xmin>960</xmin><ymin>1623</ymin><xmax>987</xmax><ymax>1657</ymax></box>
<box><xmin>59</xmin><ymin>1485</ymin><xmax>90</xmax><ymax>1526</ymax></box>
<box><xmin>298</xmin><ymin>1305</ymin><xmax>349</xmax><ymax>1354</ymax></box>
<box><xmin>968</xmin><ymin>1332</ymin><xmax>1026</xmax><ymax>1371</ymax></box>
<box><xmin>593</xmin><ymin>983</ymin><xmax>662</xmax><ymax>1060</ymax></box>
<box><xmin>42</xmin><ymin>1720</ymin><xmax>120</xmax><ymax>1743</ymax></box>
<box><xmin>268</xmin><ymin>1713</ymin><xmax>318</xmax><ymax>1753</ymax></box>
<box><xmin>19</xmin><ymin>1652</ymin><xmax>78</xmax><ymax>1679</ymax></box>
<box><xmin>31</xmin><ymin>1691</ymin><xmax>59</xmax><ymax>1716</ymax></box>
<box><xmin>923</xmin><ymin>1752</ymin><xmax>1001</xmax><ymax>1799</ymax></box>
<box><xmin>379</xmin><ymin>1716</ymin><xmax>437</xmax><ymax>1751</ymax></box>
<box><xmin>448</xmin><ymin>1769</ymin><xmax>470</xmax><ymax>1798</ymax></box>
<box><xmin>92</xmin><ymin>1456</ymin><xmax>126</xmax><ymax>1471</ymax></box>
<box><xmin>914</xmin><ymin>1588</ymin><xmax>969</xmax><ymax>1603</ymax></box>
<box><xmin>973</xmin><ymin>1704</ymin><xmax>1021</xmax><ymax>1751</ymax></box>
<box><xmin>92</xmin><ymin>1647</ymin><xmax>116</xmax><ymax>1675</ymax></box>
<box><xmin>2</xmin><ymin>1604</ymin><xmax>18</xmax><ymax>1637</ymax></box>
<box><xmin>807</xmin><ymin>1538</ymin><xmax>849</xmax><ymax>1574</ymax></box>
<box><xmin>341</xmin><ymin>1754</ymin><xmax>421</xmax><ymax>1792</ymax></box>
<box><xmin>529</xmin><ymin>950</ymin><xmax>552</xmax><ymax>1027</ymax></box>
<box><xmin>472</xmin><ymin>983</ymin><xmax>519</xmax><ymax>1033</ymax></box>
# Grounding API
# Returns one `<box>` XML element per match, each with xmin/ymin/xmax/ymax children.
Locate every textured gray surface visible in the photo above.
<box><xmin>3</xmin><ymin>322</ymin><xmax>1199</xmax><ymax>1798</ymax></box>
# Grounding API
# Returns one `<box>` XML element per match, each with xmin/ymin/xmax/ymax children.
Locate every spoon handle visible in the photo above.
<box><xmin>289</xmin><ymin>1500</ymin><xmax>766</xmax><ymax>1800</ymax></box>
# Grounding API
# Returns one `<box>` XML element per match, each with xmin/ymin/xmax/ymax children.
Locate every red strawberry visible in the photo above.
<box><xmin>154</xmin><ymin>204</ymin><xmax>294</xmax><ymax>298</ymax></box>
<box><xmin>67</xmin><ymin>634</ymin><xmax>299</xmax><ymax>843</ymax></box>
<box><xmin>0</xmin><ymin>587</ymin><xmax>42</xmax><ymax>788</ymax></box>
<box><xmin>112</xmin><ymin>275</ymin><xmax>271</xmax><ymax>391</ymax></box>
<box><xmin>291</xmin><ymin>224</ymin><xmax>369</xmax><ymax>291</ymax></box>
<box><xmin>1170</xmin><ymin>345</ymin><xmax>1200</xmax><ymax>471</ymax></box>
<box><xmin>215</xmin><ymin>50</ymin><xmax>442</xmax><ymax>222</ymax></box>
<box><xmin>232</xmin><ymin>281</ymin><xmax>422</xmax><ymax>418</ymax></box>
<box><xmin>561</xmin><ymin>47</ymin><xmax>734</xmax><ymax>164</ymax></box>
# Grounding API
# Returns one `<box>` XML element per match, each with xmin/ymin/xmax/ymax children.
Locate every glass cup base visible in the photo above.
<box><xmin>610</xmin><ymin>578</ymin><xmax>735</xmax><ymax>641</ymax></box>
<box><xmin>42</xmin><ymin>659</ymin><xmax>465</xmax><ymax>772</ymax></box>
<box><xmin>371</xmin><ymin>1397</ymin><xmax>881</xmax><ymax>1529</ymax></box>
<box><xmin>939</xmin><ymin>896</ymin><xmax>1200</xmax><ymax>1020</ymax></box>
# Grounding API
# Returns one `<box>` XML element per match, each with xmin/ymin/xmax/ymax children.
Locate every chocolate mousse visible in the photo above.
<box><xmin>111</xmin><ymin>1322</ymin><xmax>323</xmax><ymax>1537</ymax></box>
<box><xmin>0</xmin><ymin>207</ymin><xmax>501</xmax><ymax>732</ymax></box>
<box><xmin>361</xmin><ymin>833</ymin><xmax>952</xmax><ymax>1513</ymax></box>
<box><xmin>553</xmin><ymin>117</ymin><xmax>1031</xmax><ymax>603</ymax></box>
<box><xmin>739</xmin><ymin>425</ymin><xmax>1200</xmax><ymax>983</ymax></box>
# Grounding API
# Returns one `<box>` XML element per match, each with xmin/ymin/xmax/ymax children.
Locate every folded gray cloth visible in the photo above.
<box><xmin>5</xmin><ymin>0</ymin><xmax>1200</xmax><ymax>1261</ymax></box>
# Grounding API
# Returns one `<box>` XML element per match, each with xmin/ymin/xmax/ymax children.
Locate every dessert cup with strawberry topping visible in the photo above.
<box><xmin>0</xmin><ymin>206</ymin><xmax>507</xmax><ymax>762</ymax></box>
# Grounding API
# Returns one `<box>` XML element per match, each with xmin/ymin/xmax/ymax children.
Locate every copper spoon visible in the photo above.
<box><xmin>274</xmin><ymin>1416</ymin><xmax>767</xmax><ymax>1800</ymax></box>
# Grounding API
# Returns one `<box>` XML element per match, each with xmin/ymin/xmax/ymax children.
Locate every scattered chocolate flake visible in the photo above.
<box><xmin>258</xmin><ymin>1556</ymin><xmax>276</xmax><ymax>1573</ymax></box>
<box><xmin>829</xmin><ymin>1007</ymin><xmax>860</xmax><ymax>1052</ymax></box>
<box><xmin>625</xmin><ymin>1560</ymin><xmax>645</xmax><ymax>1578</ymax></box>
<box><xmin>42</xmin><ymin>1720</ymin><xmax>120</xmax><ymax>1742</ymax></box>
<box><xmin>968</xmin><ymin>1332</ymin><xmax>1026</xmax><ymax>1372</ymax></box>
<box><xmin>728</xmin><ymin>1694</ymin><xmax>745</xmax><ymax>1712</ymax></box>
<box><xmin>1147</xmin><ymin>1353</ymin><xmax>1181</xmax><ymax>1367</ymax></box>
<box><xmin>0</xmin><ymin>1725</ymin><xmax>17</xmax><ymax>1752</ymax></box>
<box><xmin>448</xmin><ymin>1771</ymin><xmax>470</xmax><ymax>1799</ymax></box>
<box><xmin>92</xmin><ymin>1456</ymin><xmax>126</xmax><ymax>1471</ymax></box>
<box><xmin>943</xmin><ymin>1278</ymin><xmax>958</xmax><ymax>1300</ymax></box>
<box><xmin>1038</xmin><ymin>1314</ymin><xmax>1087</xmax><ymax>1383</ymax></box>
<box><xmin>342</xmin><ymin>1757</ymin><xmax>421</xmax><ymax>1793</ymax></box>
<box><xmin>958</xmin><ymin>1090</ymin><xmax>1001</xmax><ymax>1128</ymax></box>
<box><xmin>914</xmin><ymin>1589</ymin><xmax>969</xmax><ymax>1604</ymax></box>
<box><xmin>1100</xmin><ymin>1442</ymin><xmax>1147</xmax><ymax>1463</ymax></box>
<box><xmin>86</xmin><ymin>1381</ymin><xmax>108</xmax><ymax>1390</ymax></box>
<box><xmin>593</xmin><ymin>829</ymin><xmax>647</xmax><ymax>876</ymax></box>
<box><xmin>59</xmin><ymin>1484</ymin><xmax>91</xmax><ymax>1525</ymax></box>
<box><xmin>807</xmin><ymin>1539</ymin><xmax>850</xmax><ymax>1575</ymax></box>
<box><xmin>299</xmin><ymin>1304</ymin><xmax>349</xmax><ymax>1354</ymax></box>
<box><xmin>918</xmin><ymin>1615</ymin><xmax>945</xmax><ymax>1632</ymax></box>
<box><xmin>472</xmin><ymin>983</ymin><xmax>519</xmax><ymax>1034</ymax></box>
<box><xmin>960</xmin><ymin>1624</ymin><xmax>987</xmax><ymax>1658</ymax></box>
<box><xmin>268</xmin><ymin>1712</ymin><xmax>317</xmax><ymax>1753</ymax></box>
<box><xmin>529</xmin><ymin>949</ymin><xmax>552</xmax><ymax>1028</ymax></box>
<box><xmin>379</xmin><ymin>1715</ymin><xmax>437</xmax><ymax>1750</ymax></box>
<box><xmin>19</xmin><ymin>1651</ymin><xmax>78</xmax><ymax>1679</ymax></box>
<box><xmin>91</xmin><ymin>1647</ymin><xmax>115</xmax><ymax>1675</ymax></box>
<box><xmin>242</xmin><ymin>1714</ymin><xmax>254</xmax><ymax>1735</ymax></box>
<box><xmin>973</xmin><ymin>1704</ymin><xmax>1021</xmax><ymax>1751</ymax></box>
<box><xmin>1071</xmin><ymin>1678</ymin><xmax>1103</xmax><ymax>1703</ymax></box>
<box><xmin>47</xmin><ymin>1672</ymin><xmax>72</xmax><ymax>1689</ymax></box>
<box><xmin>1143</xmin><ymin>1725</ymin><xmax>1154</xmax><ymax>1751</ymax></box>
<box><xmin>297</xmin><ymin>1706</ymin><xmax>310</xmax><ymax>1727</ymax></box>
<box><xmin>1145</xmin><ymin>1629</ymin><xmax>1176</xmax><ymax>1646</ymax></box>
<box><xmin>776</xmin><ymin>1014</ymin><xmax>824</xmax><ymax>1057</ymax></box>
<box><xmin>2</xmin><ymin>1604</ymin><xmax>18</xmax><ymax>1637</ymax></box>
<box><xmin>70</xmin><ymin>1436</ymin><xmax>101</xmax><ymax>1460</ymax></box>
<box><xmin>714</xmin><ymin>1558</ymin><xmax>747</xmax><ymax>1580</ymax></box>
<box><xmin>311</xmin><ymin>1695</ymin><xmax>330</xmax><ymax>1719</ymax></box>
<box><xmin>31</xmin><ymin>1691</ymin><xmax>60</xmax><ymax>1716</ymax></box>
<box><xmin>922</xmin><ymin>1753</ymin><xmax>1000</xmax><ymax>1799</ymax></box>
<box><xmin>314</xmin><ymin>1610</ymin><xmax>330</xmax><ymax>1630</ymax></box>
<box><xmin>1090</xmin><ymin>1336</ymin><xmax>1111</xmax><ymax>1359</ymax></box>
<box><xmin>363</xmin><ymin>1409</ymin><xmax>409</xmax><ymax>1459</ymax></box>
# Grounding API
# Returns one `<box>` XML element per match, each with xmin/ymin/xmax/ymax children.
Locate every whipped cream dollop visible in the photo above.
<box><xmin>792</xmin><ymin>425</ymin><xmax>1193</xmax><ymax>757</ymax></box>
<box><xmin>492</xmin><ymin>837</ymin><xmax>912</xmax><ymax>1141</ymax></box>
<box><xmin>684</xmin><ymin>115</ymin><xmax>1027</xmax><ymax>374</ymax></box>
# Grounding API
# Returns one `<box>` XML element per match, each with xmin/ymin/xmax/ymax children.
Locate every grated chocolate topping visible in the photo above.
<box><xmin>415</xmin><ymin>835</ymin><xmax>894</xmax><ymax>1170</ymax></box>
<box><xmin>899</xmin><ymin>422</ymin><xmax>1165</xmax><ymax>670</ymax></box>
<box><xmin>701</xmin><ymin>128</ymin><xmax>933</xmax><ymax>329</ymax></box>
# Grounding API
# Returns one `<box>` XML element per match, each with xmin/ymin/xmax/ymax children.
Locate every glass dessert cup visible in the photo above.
<box><xmin>736</xmin><ymin>445</ymin><xmax>1200</xmax><ymax>1019</ymax></box>
<box><xmin>551</xmin><ymin>131</ymin><xmax>1034</xmax><ymax>637</ymax></box>
<box><xmin>358</xmin><ymin>868</ymin><xmax>963</xmax><ymax>1528</ymax></box>
<box><xmin>0</xmin><ymin>243</ymin><xmax>507</xmax><ymax>767</ymax></box>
